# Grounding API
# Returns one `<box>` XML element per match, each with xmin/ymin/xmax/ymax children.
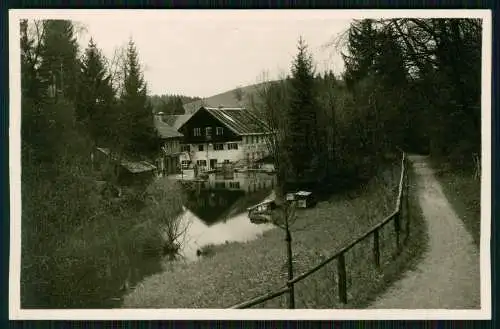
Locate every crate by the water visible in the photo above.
<box><xmin>290</xmin><ymin>191</ymin><xmax>317</xmax><ymax>209</ymax></box>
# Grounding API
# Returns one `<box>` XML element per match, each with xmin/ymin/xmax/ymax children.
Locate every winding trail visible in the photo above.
<box><xmin>369</xmin><ymin>155</ymin><xmax>480</xmax><ymax>309</ymax></box>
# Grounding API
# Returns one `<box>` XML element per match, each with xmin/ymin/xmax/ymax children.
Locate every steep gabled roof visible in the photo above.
<box><xmin>201</xmin><ymin>107</ymin><xmax>269</xmax><ymax>135</ymax></box>
<box><xmin>154</xmin><ymin>116</ymin><xmax>183</xmax><ymax>139</ymax></box>
<box><xmin>162</xmin><ymin>114</ymin><xmax>192</xmax><ymax>130</ymax></box>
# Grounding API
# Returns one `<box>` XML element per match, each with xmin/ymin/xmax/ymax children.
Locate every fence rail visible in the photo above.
<box><xmin>230</xmin><ymin>152</ymin><xmax>410</xmax><ymax>309</ymax></box>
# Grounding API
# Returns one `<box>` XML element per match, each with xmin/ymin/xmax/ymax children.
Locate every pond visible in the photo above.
<box><xmin>175</xmin><ymin>171</ymin><xmax>277</xmax><ymax>261</ymax></box>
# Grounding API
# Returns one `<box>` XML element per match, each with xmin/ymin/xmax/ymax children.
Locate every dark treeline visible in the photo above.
<box><xmin>148</xmin><ymin>94</ymin><xmax>200</xmax><ymax>115</ymax></box>
<box><xmin>20</xmin><ymin>20</ymin><xmax>183</xmax><ymax>308</ymax></box>
<box><xmin>253</xmin><ymin>18</ymin><xmax>481</xmax><ymax>197</ymax></box>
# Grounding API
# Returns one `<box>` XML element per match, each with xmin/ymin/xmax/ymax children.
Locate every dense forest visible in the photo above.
<box><xmin>18</xmin><ymin>18</ymin><xmax>482</xmax><ymax>308</ymax></box>
<box><xmin>148</xmin><ymin>94</ymin><xmax>200</xmax><ymax>115</ymax></box>
<box><xmin>252</xmin><ymin>18</ymin><xmax>481</xmax><ymax>195</ymax></box>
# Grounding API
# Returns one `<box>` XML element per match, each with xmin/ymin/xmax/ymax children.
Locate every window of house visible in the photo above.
<box><xmin>216</xmin><ymin>127</ymin><xmax>224</xmax><ymax>135</ymax></box>
<box><xmin>197</xmin><ymin>160</ymin><xmax>207</xmax><ymax>167</ymax></box>
<box><xmin>229</xmin><ymin>181</ymin><xmax>240</xmax><ymax>189</ymax></box>
<box><xmin>198</xmin><ymin>144</ymin><xmax>204</xmax><ymax>152</ymax></box>
<box><xmin>224</xmin><ymin>160</ymin><xmax>230</xmax><ymax>164</ymax></box>
<box><xmin>181</xmin><ymin>160</ymin><xmax>190</xmax><ymax>168</ymax></box>
<box><xmin>228</xmin><ymin>143</ymin><xmax>238</xmax><ymax>150</ymax></box>
<box><xmin>215</xmin><ymin>182</ymin><xmax>226</xmax><ymax>189</ymax></box>
<box><xmin>181</xmin><ymin>145</ymin><xmax>191</xmax><ymax>152</ymax></box>
<box><xmin>214</xmin><ymin>144</ymin><xmax>224</xmax><ymax>151</ymax></box>
<box><xmin>194</xmin><ymin>128</ymin><xmax>201</xmax><ymax>136</ymax></box>
<box><xmin>206</xmin><ymin>127</ymin><xmax>212</xmax><ymax>137</ymax></box>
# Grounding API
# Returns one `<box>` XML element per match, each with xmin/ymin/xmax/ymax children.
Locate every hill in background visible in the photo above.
<box><xmin>149</xmin><ymin>94</ymin><xmax>201</xmax><ymax>115</ymax></box>
<box><xmin>183</xmin><ymin>81</ymin><xmax>274</xmax><ymax>114</ymax></box>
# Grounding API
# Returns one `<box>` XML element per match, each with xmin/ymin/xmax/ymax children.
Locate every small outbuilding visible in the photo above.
<box><xmin>286</xmin><ymin>191</ymin><xmax>317</xmax><ymax>209</ymax></box>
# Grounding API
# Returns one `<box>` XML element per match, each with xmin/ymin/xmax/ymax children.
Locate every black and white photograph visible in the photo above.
<box><xmin>9</xmin><ymin>9</ymin><xmax>491</xmax><ymax>320</ymax></box>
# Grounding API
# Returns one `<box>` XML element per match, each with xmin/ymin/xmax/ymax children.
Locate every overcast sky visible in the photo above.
<box><xmin>73</xmin><ymin>11</ymin><xmax>352</xmax><ymax>98</ymax></box>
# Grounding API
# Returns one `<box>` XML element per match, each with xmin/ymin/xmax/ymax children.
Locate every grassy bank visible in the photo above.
<box><xmin>123</xmin><ymin>161</ymin><xmax>424</xmax><ymax>308</ymax></box>
<box><xmin>21</xmin><ymin>178</ymin><xmax>185</xmax><ymax>309</ymax></box>
<box><xmin>431</xmin><ymin>160</ymin><xmax>480</xmax><ymax>247</ymax></box>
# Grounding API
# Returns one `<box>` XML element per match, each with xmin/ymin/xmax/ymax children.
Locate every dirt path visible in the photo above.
<box><xmin>369</xmin><ymin>155</ymin><xmax>481</xmax><ymax>309</ymax></box>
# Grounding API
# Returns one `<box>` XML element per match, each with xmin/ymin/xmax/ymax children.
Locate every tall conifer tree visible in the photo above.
<box><xmin>118</xmin><ymin>39</ymin><xmax>159</xmax><ymax>159</ymax></box>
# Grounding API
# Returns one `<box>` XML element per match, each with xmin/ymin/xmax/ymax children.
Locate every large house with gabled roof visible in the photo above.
<box><xmin>176</xmin><ymin>106</ymin><xmax>271</xmax><ymax>171</ymax></box>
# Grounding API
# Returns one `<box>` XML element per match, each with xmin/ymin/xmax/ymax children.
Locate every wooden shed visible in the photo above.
<box><xmin>286</xmin><ymin>191</ymin><xmax>317</xmax><ymax>209</ymax></box>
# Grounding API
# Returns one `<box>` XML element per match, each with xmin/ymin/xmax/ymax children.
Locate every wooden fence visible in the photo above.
<box><xmin>230</xmin><ymin>152</ymin><xmax>411</xmax><ymax>309</ymax></box>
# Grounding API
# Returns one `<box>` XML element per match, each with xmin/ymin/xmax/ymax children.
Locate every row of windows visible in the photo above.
<box><xmin>193</xmin><ymin>127</ymin><xmax>224</xmax><ymax>137</ymax></box>
<box><xmin>190</xmin><ymin>128</ymin><xmax>265</xmax><ymax>145</ymax></box>
<box><xmin>244</xmin><ymin>135</ymin><xmax>266</xmax><ymax>144</ymax></box>
<box><xmin>247</xmin><ymin>151</ymin><xmax>266</xmax><ymax>160</ymax></box>
<box><xmin>193</xmin><ymin>159</ymin><xmax>232</xmax><ymax>167</ymax></box>
<box><xmin>181</xmin><ymin>143</ymin><xmax>239</xmax><ymax>152</ymax></box>
<box><xmin>213</xmin><ymin>181</ymin><xmax>241</xmax><ymax>189</ymax></box>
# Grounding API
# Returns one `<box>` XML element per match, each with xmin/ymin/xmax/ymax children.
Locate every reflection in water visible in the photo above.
<box><xmin>179</xmin><ymin>209</ymin><xmax>275</xmax><ymax>261</ymax></box>
<box><xmin>177</xmin><ymin>172</ymin><xmax>276</xmax><ymax>261</ymax></box>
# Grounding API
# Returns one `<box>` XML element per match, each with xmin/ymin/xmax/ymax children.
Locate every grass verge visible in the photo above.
<box><xmin>348</xmin><ymin>166</ymin><xmax>429</xmax><ymax>308</ymax></box>
<box><xmin>123</xmin><ymin>161</ymin><xmax>425</xmax><ymax>308</ymax></box>
<box><xmin>430</xmin><ymin>160</ymin><xmax>480</xmax><ymax>247</ymax></box>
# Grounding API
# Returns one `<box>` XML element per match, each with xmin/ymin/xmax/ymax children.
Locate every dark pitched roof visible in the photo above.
<box><xmin>202</xmin><ymin>107</ymin><xmax>269</xmax><ymax>135</ymax></box>
<box><xmin>154</xmin><ymin>116</ymin><xmax>183</xmax><ymax>139</ymax></box>
<box><xmin>96</xmin><ymin>147</ymin><xmax>157</xmax><ymax>173</ymax></box>
<box><xmin>162</xmin><ymin>114</ymin><xmax>192</xmax><ymax>130</ymax></box>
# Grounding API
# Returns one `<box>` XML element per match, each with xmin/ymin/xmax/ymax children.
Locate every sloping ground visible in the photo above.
<box><xmin>369</xmin><ymin>155</ymin><xmax>480</xmax><ymax>309</ymax></box>
<box><xmin>431</xmin><ymin>161</ymin><xmax>480</xmax><ymax>247</ymax></box>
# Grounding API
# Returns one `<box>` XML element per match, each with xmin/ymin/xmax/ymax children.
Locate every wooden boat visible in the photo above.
<box><xmin>247</xmin><ymin>199</ymin><xmax>277</xmax><ymax>224</ymax></box>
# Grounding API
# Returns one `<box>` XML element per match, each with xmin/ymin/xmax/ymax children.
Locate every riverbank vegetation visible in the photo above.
<box><xmin>20</xmin><ymin>20</ymin><xmax>180</xmax><ymax>308</ymax></box>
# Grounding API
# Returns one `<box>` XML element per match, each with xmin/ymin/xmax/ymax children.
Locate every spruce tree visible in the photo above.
<box><xmin>77</xmin><ymin>38</ymin><xmax>116</xmax><ymax>146</ymax></box>
<box><xmin>342</xmin><ymin>19</ymin><xmax>378</xmax><ymax>89</ymax></box>
<box><xmin>118</xmin><ymin>39</ymin><xmax>159</xmax><ymax>159</ymax></box>
<box><xmin>287</xmin><ymin>37</ymin><xmax>319</xmax><ymax>183</ymax></box>
<box><xmin>38</xmin><ymin>20</ymin><xmax>80</xmax><ymax>102</ymax></box>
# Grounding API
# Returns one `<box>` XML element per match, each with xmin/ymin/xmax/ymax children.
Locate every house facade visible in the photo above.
<box><xmin>176</xmin><ymin>107</ymin><xmax>271</xmax><ymax>171</ymax></box>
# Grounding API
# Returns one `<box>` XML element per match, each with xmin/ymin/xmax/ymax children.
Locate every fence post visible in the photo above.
<box><xmin>285</xmin><ymin>220</ymin><xmax>295</xmax><ymax>309</ymax></box>
<box><xmin>337</xmin><ymin>253</ymin><xmax>347</xmax><ymax>304</ymax></box>
<box><xmin>405</xmin><ymin>160</ymin><xmax>411</xmax><ymax>243</ymax></box>
<box><xmin>373</xmin><ymin>228</ymin><xmax>380</xmax><ymax>269</ymax></box>
<box><xmin>286</xmin><ymin>281</ymin><xmax>294</xmax><ymax>309</ymax></box>
<box><xmin>394</xmin><ymin>212</ymin><xmax>401</xmax><ymax>254</ymax></box>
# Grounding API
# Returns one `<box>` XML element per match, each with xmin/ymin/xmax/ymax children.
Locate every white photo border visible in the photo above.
<box><xmin>8</xmin><ymin>8</ymin><xmax>492</xmax><ymax>320</ymax></box>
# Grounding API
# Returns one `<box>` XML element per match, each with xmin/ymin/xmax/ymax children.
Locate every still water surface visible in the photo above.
<box><xmin>174</xmin><ymin>171</ymin><xmax>277</xmax><ymax>261</ymax></box>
